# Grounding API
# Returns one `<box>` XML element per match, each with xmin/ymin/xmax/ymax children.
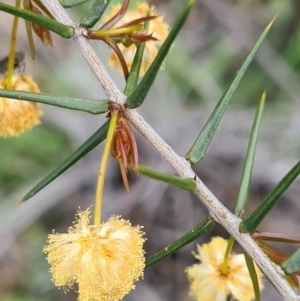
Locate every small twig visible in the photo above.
<box><xmin>40</xmin><ymin>1</ymin><xmax>299</xmax><ymax>300</ymax></box>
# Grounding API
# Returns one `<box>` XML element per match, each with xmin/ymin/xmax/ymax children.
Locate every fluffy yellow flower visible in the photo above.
<box><xmin>0</xmin><ymin>75</ymin><xmax>42</xmax><ymax>137</ymax></box>
<box><xmin>43</xmin><ymin>208</ymin><xmax>145</xmax><ymax>301</ymax></box>
<box><xmin>185</xmin><ymin>237</ymin><xmax>264</xmax><ymax>301</ymax></box>
<box><xmin>104</xmin><ymin>3</ymin><xmax>169</xmax><ymax>76</ymax></box>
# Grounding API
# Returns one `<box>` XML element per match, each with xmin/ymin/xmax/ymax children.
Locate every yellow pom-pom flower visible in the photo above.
<box><xmin>185</xmin><ymin>237</ymin><xmax>264</xmax><ymax>301</ymax></box>
<box><xmin>0</xmin><ymin>75</ymin><xmax>42</xmax><ymax>137</ymax></box>
<box><xmin>43</xmin><ymin>208</ymin><xmax>146</xmax><ymax>301</ymax></box>
<box><xmin>104</xmin><ymin>3</ymin><xmax>169</xmax><ymax>76</ymax></box>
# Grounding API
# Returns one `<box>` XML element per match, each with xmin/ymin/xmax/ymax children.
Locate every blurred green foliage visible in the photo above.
<box><xmin>0</xmin><ymin>125</ymin><xmax>73</xmax><ymax>197</ymax></box>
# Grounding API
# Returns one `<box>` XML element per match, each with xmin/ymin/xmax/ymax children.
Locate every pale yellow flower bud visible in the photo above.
<box><xmin>0</xmin><ymin>75</ymin><xmax>42</xmax><ymax>137</ymax></box>
<box><xmin>185</xmin><ymin>237</ymin><xmax>264</xmax><ymax>301</ymax></box>
<box><xmin>104</xmin><ymin>3</ymin><xmax>169</xmax><ymax>76</ymax></box>
<box><xmin>44</xmin><ymin>208</ymin><xmax>146</xmax><ymax>301</ymax></box>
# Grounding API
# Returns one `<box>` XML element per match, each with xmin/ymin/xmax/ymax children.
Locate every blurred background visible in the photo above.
<box><xmin>1</xmin><ymin>0</ymin><xmax>300</xmax><ymax>300</ymax></box>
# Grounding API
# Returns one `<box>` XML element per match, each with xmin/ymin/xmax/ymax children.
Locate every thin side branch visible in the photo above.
<box><xmin>40</xmin><ymin>1</ymin><xmax>299</xmax><ymax>300</ymax></box>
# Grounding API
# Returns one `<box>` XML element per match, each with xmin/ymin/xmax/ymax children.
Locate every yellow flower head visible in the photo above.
<box><xmin>0</xmin><ymin>75</ymin><xmax>42</xmax><ymax>137</ymax></box>
<box><xmin>185</xmin><ymin>237</ymin><xmax>264</xmax><ymax>301</ymax></box>
<box><xmin>104</xmin><ymin>3</ymin><xmax>169</xmax><ymax>76</ymax></box>
<box><xmin>43</xmin><ymin>208</ymin><xmax>146</xmax><ymax>301</ymax></box>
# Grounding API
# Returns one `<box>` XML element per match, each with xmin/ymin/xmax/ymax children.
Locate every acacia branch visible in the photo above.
<box><xmin>40</xmin><ymin>1</ymin><xmax>299</xmax><ymax>299</ymax></box>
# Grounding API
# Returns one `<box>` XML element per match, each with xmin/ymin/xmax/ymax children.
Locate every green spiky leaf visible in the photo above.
<box><xmin>136</xmin><ymin>165</ymin><xmax>197</xmax><ymax>191</ymax></box>
<box><xmin>234</xmin><ymin>91</ymin><xmax>266</xmax><ymax>215</ymax></box>
<box><xmin>80</xmin><ymin>0</ymin><xmax>112</xmax><ymax>28</ymax></box>
<box><xmin>60</xmin><ymin>0</ymin><xmax>91</xmax><ymax>8</ymax></box>
<box><xmin>125</xmin><ymin>0</ymin><xmax>194</xmax><ymax>108</ymax></box>
<box><xmin>124</xmin><ymin>14</ymin><xmax>149</xmax><ymax>96</ymax></box>
<box><xmin>21</xmin><ymin>120</ymin><xmax>109</xmax><ymax>203</ymax></box>
<box><xmin>244</xmin><ymin>253</ymin><xmax>261</xmax><ymax>301</ymax></box>
<box><xmin>0</xmin><ymin>90</ymin><xmax>109</xmax><ymax>114</ymax></box>
<box><xmin>240</xmin><ymin>160</ymin><xmax>300</xmax><ymax>233</ymax></box>
<box><xmin>146</xmin><ymin>216</ymin><xmax>215</xmax><ymax>267</ymax></box>
<box><xmin>282</xmin><ymin>247</ymin><xmax>300</xmax><ymax>275</ymax></box>
<box><xmin>0</xmin><ymin>2</ymin><xmax>74</xmax><ymax>38</ymax></box>
<box><xmin>185</xmin><ymin>18</ymin><xmax>275</xmax><ymax>165</ymax></box>
<box><xmin>123</xmin><ymin>41</ymin><xmax>146</xmax><ymax>96</ymax></box>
